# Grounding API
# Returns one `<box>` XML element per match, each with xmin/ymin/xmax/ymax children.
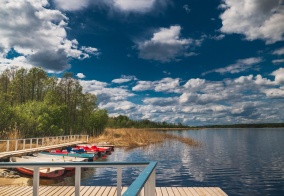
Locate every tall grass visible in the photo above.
<box><xmin>89</xmin><ymin>128</ymin><xmax>199</xmax><ymax>148</ymax></box>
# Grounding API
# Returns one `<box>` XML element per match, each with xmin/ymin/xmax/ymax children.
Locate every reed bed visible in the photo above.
<box><xmin>89</xmin><ymin>128</ymin><xmax>199</xmax><ymax>148</ymax></box>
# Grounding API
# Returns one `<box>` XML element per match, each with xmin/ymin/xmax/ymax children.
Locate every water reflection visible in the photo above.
<box><xmin>53</xmin><ymin>128</ymin><xmax>284</xmax><ymax>196</ymax></box>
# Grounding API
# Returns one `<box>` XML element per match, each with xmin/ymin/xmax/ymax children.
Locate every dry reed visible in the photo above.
<box><xmin>89</xmin><ymin>128</ymin><xmax>199</xmax><ymax>148</ymax></box>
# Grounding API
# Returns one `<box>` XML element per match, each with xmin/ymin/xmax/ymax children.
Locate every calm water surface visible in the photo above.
<box><xmin>80</xmin><ymin>128</ymin><xmax>284</xmax><ymax>196</ymax></box>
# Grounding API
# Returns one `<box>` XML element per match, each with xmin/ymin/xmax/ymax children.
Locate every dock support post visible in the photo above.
<box><xmin>23</xmin><ymin>139</ymin><xmax>25</xmax><ymax>150</ymax></box>
<box><xmin>33</xmin><ymin>167</ymin><xmax>39</xmax><ymax>196</ymax></box>
<box><xmin>117</xmin><ymin>166</ymin><xmax>122</xmax><ymax>196</ymax></box>
<box><xmin>15</xmin><ymin>140</ymin><xmax>18</xmax><ymax>151</ymax></box>
<box><xmin>30</xmin><ymin>139</ymin><xmax>32</xmax><ymax>149</ymax></box>
<box><xmin>36</xmin><ymin>138</ymin><xmax>38</xmax><ymax>148</ymax></box>
<box><xmin>75</xmin><ymin>167</ymin><xmax>81</xmax><ymax>196</ymax></box>
<box><xmin>6</xmin><ymin>140</ymin><xmax>9</xmax><ymax>152</ymax></box>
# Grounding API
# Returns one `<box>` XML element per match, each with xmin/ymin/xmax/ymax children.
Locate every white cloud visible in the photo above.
<box><xmin>76</xmin><ymin>73</ymin><xmax>86</xmax><ymax>78</ymax></box>
<box><xmin>220</xmin><ymin>0</ymin><xmax>284</xmax><ymax>44</ymax></box>
<box><xmin>113</xmin><ymin>0</ymin><xmax>155</xmax><ymax>12</ymax></box>
<box><xmin>202</xmin><ymin>57</ymin><xmax>263</xmax><ymax>75</ymax></box>
<box><xmin>112</xmin><ymin>75</ymin><xmax>137</xmax><ymax>84</ymax></box>
<box><xmin>53</xmin><ymin>0</ymin><xmax>169</xmax><ymax>13</ymax></box>
<box><xmin>132</xmin><ymin>77</ymin><xmax>180</xmax><ymax>93</ymax></box>
<box><xmin>53</xmin><ymin>0</ymin><xmax>91</xmax><ymax>11</ymax></box>
<box><xmin>79</xmin><ymin>67</ymin><xmax>284</xmax><ymax>126</ymax></box>
<box><xmin>137</xmin><ymin>25</ymin><xmax>196</xmax><ymax>62</ymax></box>
<box><xmin>272</xmin><ymin>59</ymin><xmax>284</xmax><ymax>64</ymax></box>
<box><xmin>273</xmin><ymin>47</ymin><xmax>284</xmax><ymax>55</ymax></box>
<box><xmin>271</xmin><ymin>68</ymin><xmax>284</xmax><ymax>84</ymax></box>
<box><xmin>0</xmin><ymin>0</ymin><xmax>98</xmax><ymax>73</ymax></box>
<box><xmin>80</xmin><ymin>79</ymin><xmax>136</xmax><ymax>105</ymax></box>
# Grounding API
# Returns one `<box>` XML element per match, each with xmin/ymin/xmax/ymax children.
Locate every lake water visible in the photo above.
<box><xmin>80</xmin><ymin>128</ymin><xmax>284</xmax><ymax>196</ymax></box>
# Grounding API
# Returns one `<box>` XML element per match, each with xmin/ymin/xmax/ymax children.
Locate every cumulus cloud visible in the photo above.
<box><xmin>0</xmin><ymin>0</ymin><xmax>98</xmax><ymax>73</ymax></box>
<box><xmin>132</xmin><ymin>77</ymin><xmax>181</xmax><ymax>93</ymax></box>
<box><xmin>137</xmin><ymin>25</ymin><xmax>197</xmax><ymax>62</ymax></box>
<box><xmin>53</xmin><ymin>0</ymin><xmax>91</xmax><ymax>11</ymax></box>
<box><xmin>112</xmin><ymin>75</ymin><xmax>137</xmax><ymax>84</ymax></box>
<box><xmin>273</xmin><ymin>47</ymin><xmax>284</xmax><ymax>55</ymax></box>
<box><xmin>52</xmin><ymin>0</ymin><xmax>169</xmax><ymax>13</ymax></box>
<box><xmin>271</xmin><ymin>68</ymin><xmax>284</xmax><ymax>84</ymax></box>
<box><xmin>202</xmin><ymin>57</ymin><xmax>263</xmax><ymax>75</ymax></box>
<box><xmin>76</xmin><ymin>73</ymin><xmax>86</xmax><ymax>78</ymax></box>
<box><xmin>272</xmin><ymin>59</ymin><xmax>284</xmax><ymax>64</ymax></box>
<box><xmin>78</xmin><ymin>67</ymin><xmax>284</xmax><ymax>126</ymax></box>
<box><xmin>80</xmin><ymin>79</ymin><xmax>136</xmax><ymax>105</ymax></box>
<box><xmin>219</xmin><ymin>0</ymin><xmax>284</xmax><ymax>44</ymax></box>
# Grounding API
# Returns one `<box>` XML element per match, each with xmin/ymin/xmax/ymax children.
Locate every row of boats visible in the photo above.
<box><xmin>9</xmin><ymin>143</ymin><xmax>114</xmax><ymax>178</ymax></box>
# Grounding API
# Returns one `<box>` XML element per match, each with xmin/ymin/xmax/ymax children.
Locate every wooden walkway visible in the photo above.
<box><xmin>0</xmin><ymin>186</ymin><xmax>228</xmax><ymax>196</ymax></box>
<box><xmin>0</xmin><ymin>141</ymin><xmax>85</xmax><ymax>160</ymax></box>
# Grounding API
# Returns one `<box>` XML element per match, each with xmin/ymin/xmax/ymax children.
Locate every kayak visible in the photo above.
<box><xmin>40</xmin><ymin>151</ymin><xmax>97</xmax><ymax>161</ymax></box>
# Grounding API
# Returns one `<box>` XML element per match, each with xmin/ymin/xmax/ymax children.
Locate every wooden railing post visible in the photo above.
<box><xmin>15</xmin><ymin>140</ymin><xmax>18</xmax><ymax>151</ymax></box>
<box><xmin>33</xmin><ymin>167</ymin><xmax>40</xmax><ymax>196</ymax></box>
<box><xmin>117</xmin><ymin>166</ymin><xmax>122</xmax><ymax>196</ymax></box>
<box><xmin>6</xmin><ymin>140</ymin><xmax>9</xmax><ymax>152</ymax></box>
<box><xmin>75</xmin><ymin>167</ymin><xmax>81</xmax><ymax>196</ymax></box>
<box><xmin>23</xmin><ymin>139</ymin><xmax>25</xmax><ymax>150</ymax></box>
<box><xmin>30</xmin><ymin>139</ymin><xmax>32</xmax><ymax>149</ymax></box>
<box><xmin>36</xmin><ymin>138</ymin><xmax>39</xmax><ymax>148</ymax></box>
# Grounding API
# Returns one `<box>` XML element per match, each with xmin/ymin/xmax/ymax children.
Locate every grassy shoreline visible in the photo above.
<box><xmin>89</xmin><ymin>128</ymin><xmax>199</xmax><ymax>148</ymax></box>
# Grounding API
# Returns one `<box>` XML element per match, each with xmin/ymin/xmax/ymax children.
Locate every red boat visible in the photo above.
<box><xmin>10</xmin><ymin>157</ymin><xmax>65</xmax><ymax>178</ymax></box>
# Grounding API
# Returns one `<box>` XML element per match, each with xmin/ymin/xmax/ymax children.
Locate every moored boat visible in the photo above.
<box><xmin>22</xmin><ymin>156</ymin><xmax>79</xmax><ymax>170</ymax></box>
<box><xmin>40</xmin><ymin>151</ymin><xmax>97</xmax><ymax>161</ymax></box>
<box><xmin>10</xmin><ymin>157</ymin><xmax>65</xmax><ymax>178</ymax></box>
<box><xmin>33</xmin><ymin>153</ymin><xmax>88</xmax><ymax>162</ymax></box>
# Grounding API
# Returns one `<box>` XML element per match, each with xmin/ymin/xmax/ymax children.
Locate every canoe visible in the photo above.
<box><xmin>40</xmin><ymin>151</ymin><xmax>97</xmax><ymax>161</ymax></box>
<box><xmin>10</xmin><ymin>157</ymin><xmax>65</xmax><ymax>178</ymax></box>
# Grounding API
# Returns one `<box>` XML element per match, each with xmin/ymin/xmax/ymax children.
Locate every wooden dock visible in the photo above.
<box><xmin>0</xmin><ymin>186</ymin><xmax>228</xmax><ymax>196</ymax></box>
<box><xmin>0</xmin><ymin>141</ymin><xmax>85</xmax><ymax>160</ymax></box>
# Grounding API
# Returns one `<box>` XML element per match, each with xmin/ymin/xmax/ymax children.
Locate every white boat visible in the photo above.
<box><xmin>10</xmin><ymin>157</ymin><xmax>65</xmax><ymax>178</ymax></box>
<box><xmin>33</xmin><ymin>153</ymin><xmax>88</xmax><ymax>162</ymax></box>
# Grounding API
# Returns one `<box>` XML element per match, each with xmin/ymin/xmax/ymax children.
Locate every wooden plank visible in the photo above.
<box><xmin>107</xmin><ymin>186</ymin><xmax>117</xmax><ymax>196</ymax></box>
<box><xmin>203</xmin><ymin>187</ymin><xmax>219</xmax><ymax>196</ymax></box>
<box><xmin>160</xmin><ymin>187</ymin><xmax>169</xmax><ymax>196</ymax></box>
<box><xmin>166</xmin><ymin>187</ymin><xmax>176</xmax><ymax>196</ymax></box>
<box><xmin>56</xmin><ymin>186</ymin><xmax>74</xmax><ymax>196</ymax></box>
<box><xmin>121</xmin><ymin>187</ymin><xmax>128</xmax><ymax>195</ymax></box>
<box><xmin>11</xmin><ymin>186</ymin><xmax>32</xmax><ymax>196</ymax></box>
<box><xmin>0</xmin><ymin>186</ymin><xmax>23</xmax><ymax>196</ymax></box>
<box><xmin>41</xmin><ymin>186</ymin><xmax>63</xmax><ymax>196</ymax></box>
<box><xmin>20</xmin><ymin>186</ymin><xmax>34</xmax><ymax>196</ymax></box>
<box><xmin>213</xmin><ymin>187</ymin><xmax>228</xmax><ymax>196</ymax></box>
<box><xmin>96</xmin><ymin>186</ymin><xmax>107</xmax><ymax>195</ymax></box>
<box><xmin>186</xmin><ymin>187</ymin><xmax>199</xmax><ymax>196</ymax></box>
<box><xmin>48</xmin><ymin>186</ymin><xmax>69</xmax><ymax>196</ymax></box>
<box><xmin>170</xmin><ymin>187</ymin><xmax>182</xmax><ymax>196</ymax></box>
<box><xmin>178</xmin><ymin>187</ymin><xmax>187</xmax><ymax>196</ymax></box>
<box><xmin>155</xmin><ymin>187</ymin><xmax>163</xmax><ymax>196</ymax></box>
<box><xmin>80</xmin><ymin>186</ymin><xmax>91</xmax><ymax>195</ymax></box>
<box><xmin>0</xmin><ymin>186</ymin><xmax>227</xmax><ymax>196</ymax></box>
<box><xmin>88</xmin><ymin>186</ymin><xmax>101</xmax><ymax>196</ymax></box>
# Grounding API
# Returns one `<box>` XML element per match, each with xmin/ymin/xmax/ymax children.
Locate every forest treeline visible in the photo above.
<box><xmin>200</xmin><ymin>123</ymin><xmax>284</xmax><ymax>128</ymax></box>
<box><xmin>107</xmin><ymin>115</ymin><xmax>189</xmax><ymax>128</ymax></box>
<box><xmin>0</xmin><ymin>67</ymin><xmax>189</xmax><ymax>139</ymax></box>
<box><xmin>0</xmin><ymin>67</ymin><xmax>108</xmax><ymax>138</ymax></box>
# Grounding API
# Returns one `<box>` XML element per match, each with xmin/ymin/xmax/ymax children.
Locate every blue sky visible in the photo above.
<box><xmin>1</xmin><ymin>0</ymin><xmax>284</xmax><ymax>126</ymax></box>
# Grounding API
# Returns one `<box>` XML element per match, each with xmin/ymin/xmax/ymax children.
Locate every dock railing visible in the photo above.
<box><xmin>0</xmin><ymin>135</ymin><xmax>89</xmax><ymax>152</ymax></box>
<box><xmin>0</xmin><ymin>161</ymin><xmax>157</xmax><ymax>196</ymax></box>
